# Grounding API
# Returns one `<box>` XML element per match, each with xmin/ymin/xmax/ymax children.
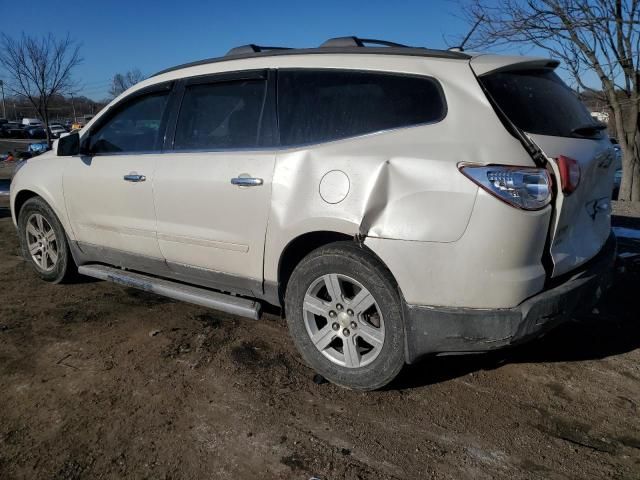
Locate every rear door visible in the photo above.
<box><xmin>152</xmin><ymin>70</ymin><xmax>276</xmax><ymax>294</ymax></box>
<box><xmin>476</xmin><ymin>63</ymin><xmax>616</xmax><ymax>276</ymax></box>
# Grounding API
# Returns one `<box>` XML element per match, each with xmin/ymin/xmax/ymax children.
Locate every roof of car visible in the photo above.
<box><xmin>151</xmin><ymin>36</ymin><xmax>472</xmax><ymax>77</ymax></box>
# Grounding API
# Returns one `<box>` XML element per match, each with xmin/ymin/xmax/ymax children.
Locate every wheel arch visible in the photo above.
<box><xmin>13</xmin><ymin>189</ymin><xmax>39</xmax><ymax>221</ymax></box>
<box><xmin>276</xmin><ymin>231</ymin><xmax>401</xmax><ymax>307</ymax></box>
<box><xmin>13</xmin><ymin>188</ymin><xmax>76</xmax><ymax>242</ymax></box>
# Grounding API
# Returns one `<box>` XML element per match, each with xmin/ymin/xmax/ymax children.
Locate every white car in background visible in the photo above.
<box><xmin>48</xmin><ymin>124</ymin><xmax>68</xmax><ymax>138</ymax></box>
<box><xmin>21</xmin><ymin>118</ymin><xmax>43</xmax><ymax>127</ymax></box>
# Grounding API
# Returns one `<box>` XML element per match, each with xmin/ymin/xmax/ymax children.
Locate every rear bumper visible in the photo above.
<box><xmin>403</xmin><ymin>232</ymin><xmax>617</xmax><ymax>363</ymax></box>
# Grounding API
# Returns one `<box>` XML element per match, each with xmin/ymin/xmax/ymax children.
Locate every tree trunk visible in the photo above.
<box><xmin>41</xmin><ymin>106</ymin><xmax>52</xmax><ymax>149</ymax></box>
<box><xmin>615</xmin><ymin>111</ymin><xmax>640</xmax><ymax>202</ymax></box>
<box><xmin>618</xmin><ymin>147</ymin><xmax>638</xmax><ymax>201</ymax></box>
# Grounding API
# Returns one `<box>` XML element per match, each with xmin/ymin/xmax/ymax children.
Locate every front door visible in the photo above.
<box><xmin>64</xmin><ymin>86</ymin><xmax>172</xmax><ymax>260</ymax></box>
<box><xmin>153</xmin><ymin>71</ymin><xmax>276</xmax><ymax>293</ymax></box>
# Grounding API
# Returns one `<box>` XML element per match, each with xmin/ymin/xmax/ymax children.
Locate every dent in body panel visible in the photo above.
<box><xmin>529</xmin><ymin>134</ymin><xmax>615</xmax><ymax>277</ymax></box>
<box><xmin>267</xmin><ymin>134</ymin><xmax>479</xmax><ymax>246</ymax></box>
<box><xmin>358</xmin><ymin>156</ymin><xmax>478</xmax><ymax>241</ymax></box>
<box><xmin>263</xmin><ymin>127</ymin><xmax>481</xmax><ymax>284</ymax></box>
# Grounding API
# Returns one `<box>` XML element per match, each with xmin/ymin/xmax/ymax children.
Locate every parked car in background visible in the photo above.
<box><xmin>49</xmin><ymin>124</ymin><xmax>68</xmax><ymax>138</ymax></box>
<box><xmin>610</xmin><ymin>137</ymin><xmax>623</xmax><ymax>169</ymax></box>
<box><xmin>610</xmin><ymin>138</ymin><xmax>623</xmax><ymax>199</ymax></box>
<box><xmin>612</xmin><ymin>169</ymin><xmax>623</xmax><ymax>199</ymax></box>
<box><xmin>0</xmin><ymin>118</ymin><xmax>8</xmax><ymax>127</ymax></box>
<box><xmin>10</xmin><ymin>36</ymin><xmax>617</xmax><ymax>390</ymax></box>
<box><xmin>28</xmin><ymin>142</ymin><xmax>49</xmax><ymax>156</ymax></box>
<box><xmin>0</xmin><ymin>122</ymin><xmax>27</xmax><ymax>138</ymax></box>
<box><xmin>24</xmin><ymin>126</ymin><xmax>47</xmax><ymax>139</ymax></box>
<box><xmin>21</xmin><ymin>118</ymin><xmax>43</xmax><ymax>127</ymax></box>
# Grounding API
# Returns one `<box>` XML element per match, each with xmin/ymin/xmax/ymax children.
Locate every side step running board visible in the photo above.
<box><xmin>78</xmin><ymin>265</ymin><xmax>261</xmax><ymax>320</ymax></box>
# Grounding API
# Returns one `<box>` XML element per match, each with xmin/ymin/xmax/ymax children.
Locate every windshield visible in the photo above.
<box><xmin>481</xmin><ymin>69</ymin><xmax>600</xmax><ymax>138</ymax></box>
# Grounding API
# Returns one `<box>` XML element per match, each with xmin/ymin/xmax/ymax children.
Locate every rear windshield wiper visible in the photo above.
<box><xmin>571</xmin><ymin>123</ymin><xmax>607</xmax><ymax>137</ymax></box>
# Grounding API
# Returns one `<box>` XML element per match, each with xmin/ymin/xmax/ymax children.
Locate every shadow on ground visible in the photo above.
<box><xmin>613</xmin><ymin>213</ymin><xmax>640</xmax><ymax>230</ymax></box>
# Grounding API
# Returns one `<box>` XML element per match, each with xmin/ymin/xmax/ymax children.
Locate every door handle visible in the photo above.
<box><xmin>231</xmin><ymin>176</ymin><xmax>263</xmax><ymax>187</ymax></box>
<box><xmin>124</xmin><ymin>174</ymin><xmax>146</xmax><ymax>182</ymax></box>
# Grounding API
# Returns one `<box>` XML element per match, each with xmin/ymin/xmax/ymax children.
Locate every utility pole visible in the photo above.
<box><xmin>0</xmin><ymin>80</ymin><xmax>6</xmax><ymax>119</ymax></box>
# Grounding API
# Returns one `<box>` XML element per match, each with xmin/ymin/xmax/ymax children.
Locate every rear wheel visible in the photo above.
<box><xmin>18</xmin><ymin>197</ymin><xmax>75</xmax><ymax>283</ymax></box>
<box><xmin>285</xmin><ymin>242</ymin><xmax>405</xmax><ymax>390</ymax></box>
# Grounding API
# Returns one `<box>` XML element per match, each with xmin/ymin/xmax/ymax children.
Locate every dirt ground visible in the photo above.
<box><xmin>0</xmin><ymin>206</ymin><xmax>639</xmax><ymax>480</ymax></box>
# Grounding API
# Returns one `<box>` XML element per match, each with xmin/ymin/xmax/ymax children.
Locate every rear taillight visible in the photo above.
<box><xmin>557</xmin><ymin>155</ymin><xmax>581</xmax><ymax>194</ymax></box>
<box><xmin>460</xmin><ymin>164</ymin><xmax>552</xmax><ymax>210</ymax></box>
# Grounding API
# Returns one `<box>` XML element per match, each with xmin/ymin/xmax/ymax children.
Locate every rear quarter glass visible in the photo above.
<box><xmin>277</xmin><ymin>69</ymin><xmax>446</xmax><ymax>146</ymax></box>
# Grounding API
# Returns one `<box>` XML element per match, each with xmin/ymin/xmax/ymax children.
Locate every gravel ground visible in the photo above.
<box><xmin>0</xmin><ymin>205</ymin><xmax>639</xmax><ymax>479</ymax></box>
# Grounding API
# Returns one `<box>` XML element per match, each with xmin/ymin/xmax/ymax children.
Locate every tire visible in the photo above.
<box><xmin>285</xmin><ymin>241</ymin><xmax>405</xmax><ymax>390</ymax></box>
<box><xmin>18</xmin><ymin>196</ymin><xmax>75</xmax><ymax>283</ymax></box>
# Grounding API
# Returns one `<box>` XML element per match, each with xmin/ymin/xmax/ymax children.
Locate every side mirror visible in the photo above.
<box><xmin>57</xmin><ymin>131</ymin><xmax>79</xmax><ymax>156</ymax></box>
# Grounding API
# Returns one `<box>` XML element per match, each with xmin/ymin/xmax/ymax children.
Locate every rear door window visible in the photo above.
<box><xmin>480</xmin><ymin>70</ymin><xmax>598</xmax><ymax>138</ymax></box>
<box><xmin>173</xmin><ymin>79</ymin><xmax>267</xmax><ymax>150</ymax></box>
<box><xmin>278</xmin><ymin>70</ymin><xmax>446</xmax><ymax>145</ymax></box>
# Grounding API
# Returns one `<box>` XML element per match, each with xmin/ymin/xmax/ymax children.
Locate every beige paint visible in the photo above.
<box><xmin>10</xmin><ymin>50</ymin><xmax>612</xmax><ymax>311</ymax></box>
<box><xmin>63</xmin><ymin>154</ymin><xmax>164</xmax><ymax>258</ymax></box>
<box><xmin>366</xmin><ymin>191</ymin><xmax>551</xmax><ymax>308</ymax></box>
<box><xmin>530</xmin><ymin>133</ymin><xmax>615</xmax><ymax>277</ymax></box>
<box><xmin>10</xmin><ymin>154</ymin><xmax>72</xmax><ymax>238</ymax></box>
<box><xmin>153</xmin><ymin>150</ymin><xmax>276</xmax><ymax>281</ymax></box>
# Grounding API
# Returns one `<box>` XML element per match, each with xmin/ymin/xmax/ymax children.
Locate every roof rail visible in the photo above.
<box><xmin>151</xmin><ymin>40</ymin><xmax>471</xmax><ymax>78</ymax></box>
<box><xmin>320</xmin><ymin>36</ymin><xmax>409</xmax><ymax>48</ymax></box>
<box><xmin>226</xmin><ymin>44</ymin><xmax>291</xmax><ymax>56</ymax></box>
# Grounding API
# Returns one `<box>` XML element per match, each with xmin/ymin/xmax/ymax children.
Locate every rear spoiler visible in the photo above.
<box><xmin>470</xmin><ymin>55</ymin><xmax>560</xmax><ymax>76</ymax></box>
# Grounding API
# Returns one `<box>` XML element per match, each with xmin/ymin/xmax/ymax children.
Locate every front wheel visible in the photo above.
<box><xmin>18</xmin><ymin>196</ymin><xmax>75</xmax><ymax>283</ymax></box>
<box><xmin>285</xmin><ymin>242</ymin><xmax>405</xmax><ymax>390</ymax></box>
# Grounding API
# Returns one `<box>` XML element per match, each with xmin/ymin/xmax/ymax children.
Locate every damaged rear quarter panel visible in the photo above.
<box><xmin>263</xmin><ymin>125</ymin><xmax>480</xmax><ymax>285</ymax></box>
<box><xmin>263</xmin><ymin>58</ymin><xmax>537</xmax><ymax>285</ymax></box>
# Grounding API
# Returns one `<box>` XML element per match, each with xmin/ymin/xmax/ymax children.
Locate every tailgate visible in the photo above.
<box><xmin>474</xmin><ymin>59</ymin><xmax>616</xmax><ymax>276</ymax></box>
<box><xmin>531</xmin><ymin>134</ymin><xmax>615</xmax><ymax>276</ymax></box>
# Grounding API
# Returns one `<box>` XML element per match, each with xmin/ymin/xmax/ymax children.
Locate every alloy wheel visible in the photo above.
<box><xmin>25</xmin><ymin>213</ymin><xmax>59</xmax><ymax>272</ymax></box>
<box><xmin>303</xmin><ymin>273</ymin><xmax>385</xmax><ymax>368</ymax></box>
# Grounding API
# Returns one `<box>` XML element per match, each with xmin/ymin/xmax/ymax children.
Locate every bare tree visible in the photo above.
<box><xmin>0</xmin><ymin>33</ymin><xmax>82</xmax><ymax>147</ymax></box>
<box><xmin>458</xmin><ymin>0</ymin><xmax>640</xmax><ymax>202</ymax></box>
<box><xmin>108</xmin><ymin>69</ymin><xmax>145</xmax><ymax>98</ymax></box>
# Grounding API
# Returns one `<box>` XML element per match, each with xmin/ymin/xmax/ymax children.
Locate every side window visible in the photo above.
<box><xmin>278</xmin><ymin>70</ymin><xmax>446</xmax><ymax>145</ymax></box>
<box><xmin>89</xmin><ymin>92</ymin><xmax>169</xmax><ymax>154</ymax></box>
<box><xmin>173</xmin><ymin>79</ymin><xmax>266</xmax><ymax>150</ymax></box>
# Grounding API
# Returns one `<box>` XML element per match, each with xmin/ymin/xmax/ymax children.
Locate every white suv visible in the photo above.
<box><xmin>10</xmin><ymin>37</ymin><xmax>616</xmax><ymax>390</ymax></box>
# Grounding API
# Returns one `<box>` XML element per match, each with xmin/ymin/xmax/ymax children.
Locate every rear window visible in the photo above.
<box><xmin>278</xmin><ymin>70</ymin><xmax>446</xmax><ymax>146</ymax></box>
<box><xmin>481</xmin><ymin>70</ymin><xmax>598</xmax><ymax>138</ymax></box>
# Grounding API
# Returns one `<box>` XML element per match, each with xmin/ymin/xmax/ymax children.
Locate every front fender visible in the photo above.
<box><xmin>10</xmin><ymin>155</ymin><xmax>74</xmax><ymax>241</ymax></box>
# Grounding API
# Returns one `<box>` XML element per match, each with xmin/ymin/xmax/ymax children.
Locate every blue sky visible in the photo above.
<box><xmin>1</xmin><ymin>0</ymin><xmax>536</xmax><ymax>100</ymax></box>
